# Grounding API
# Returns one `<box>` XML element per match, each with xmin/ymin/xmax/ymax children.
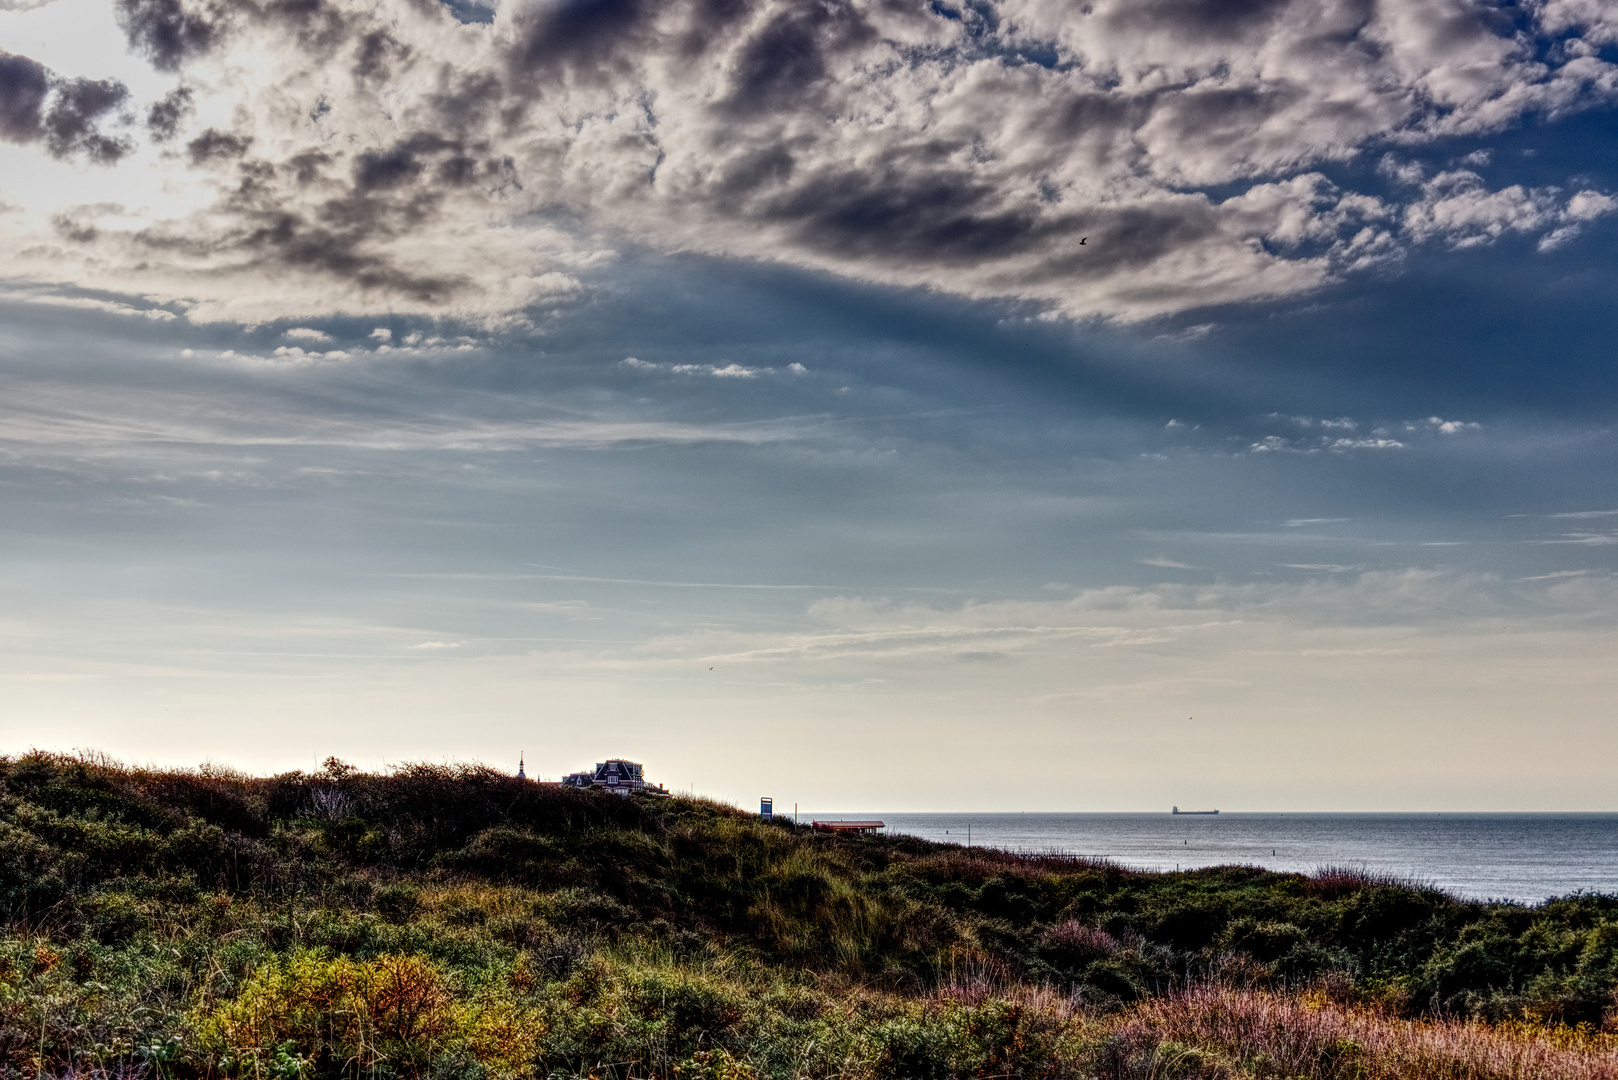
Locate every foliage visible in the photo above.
<box><xmin>0</xmin><ymin>751</ymin><xmax>1613</xmax><ymax>1078</ymax></box>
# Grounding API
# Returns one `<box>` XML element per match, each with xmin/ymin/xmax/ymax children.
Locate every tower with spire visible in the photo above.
<box><xmin>517</xmin><ymin>753</ymin><xmax>526</xmax><ymax>781</ymax></box>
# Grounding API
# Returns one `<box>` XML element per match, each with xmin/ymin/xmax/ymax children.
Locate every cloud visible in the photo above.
<box><xmin>621</xmin><ymin>357</ymin><xmax>802</xmax><ymax>378</ymax></box>
<box><xmin>1400</xmin><ymin>170</ymin><xmax>1616</xmax><ymax>250</ymax></box>
<box><xmin>0</xmin><ymin>287</ymin><xmax>178</xmax><ymax>319</ymax></box>
<box><xmin>1541</xmin><ymin>530</ymin><xmax>1618</xmax><ymax>546</ymax></box>
<box><xmin>263</xmin><ymin>345</ymin><xmax>352</xmax><ymax>364</ymax></box>
<box><xmin>1537</xmin><ymin>0</ymin><xmax>1618</xmax><ymax>47</ymax></box>
<box><xmin>1327</xmin><ymin>437</ymin><xmax>1406</xmax><ymax>450</ymax></box>
<box><xmin>1</xmin><ymin>0</ymin><xmax>1617</xmax><ymax>323</ymax></box>
<box><xmin>0</xmin><ymin>50</ymin><xmax>132</xmax><ymax>163</ymax></box>
<box><xmin>1266</xmin><ymin>414</ymin><xmax>1358</xmax><ymax>431</ymax></box>
<box><xmin>115</xmin><ymin>0</ymin><xmax>219</xmax><ymax>71</ymax></box>
<box><xmin>1419</xmin><ymin>416</ymin><xmax>1482</xmax><ymax>434</ymax></box>
<box><xmin>0</xmin><ymin>374</ymin><xmax>808</xmax><ymax>458</ymax></box>
<box><xmin>144</xmin><ymin>86</ymin><xmax>192</xmax><ymax>140</ymax></box>
<box><xmin>635</xmin><ymin>569</ymin><xmax>1618</xmax><ymax>673</ymax></box>
<box><xmin>1156</xmin><ymin>323</ymin><xmax>1217</xmax><ymax>343</ymax></box>
<box><xmin>1244</xmin><ymin>413</ymin><xmax>1481</xmax><ymax>453</ymax></box>
<box><xmin>1251</xmin><ymin>433</ymin><xmax>1405</xmax><ymax>453</ymax></box>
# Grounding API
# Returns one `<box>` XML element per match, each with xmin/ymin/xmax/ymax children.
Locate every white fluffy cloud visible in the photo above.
<box><xmin>1394</xmin><ymin>166</ymin><xmax>1613</xmax><ymax>249</ymax></box>
<box><xmin>1</xmin><ymin>0</ymin><xmax>1616</xmax><ymax>323</ymax></box>
<box><xmin>1242</xmin><ymin>411</ymin><xmax>1482</xmax><ymax>453</ymax></box>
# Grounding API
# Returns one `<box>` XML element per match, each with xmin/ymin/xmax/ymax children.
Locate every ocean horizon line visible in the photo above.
<box><xmin>795</xmin><ymin>809</ymin><xmax>1618</xmax><ymax>816</ymax></box>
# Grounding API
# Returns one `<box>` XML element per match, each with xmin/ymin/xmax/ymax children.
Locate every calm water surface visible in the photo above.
<box><xmin>801</xmin><ymin>813</ymin><xmax>1618</xmax><ymax>903</ymax></box>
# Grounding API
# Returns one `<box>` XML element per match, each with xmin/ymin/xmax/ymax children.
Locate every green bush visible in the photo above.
<box><xmin>0</xmin><ymin>752</ymin><xmax>1613</xmax><ymax>1078</ymax></box>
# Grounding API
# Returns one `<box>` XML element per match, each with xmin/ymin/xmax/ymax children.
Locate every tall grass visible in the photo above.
<box><xmin>1308</xmin><ymin>864</ymin><xmax>1440</xmax><ymax>899</ymax></box>
<box><xmin>1126</xmin><ymin>984</ymin><xmax>1618</xmax><ymax>1079</ymax></box>
<box><xmin>1</xmin><ymin>751</ymin><xmax>1617</xmax><ymax>1078</ymax></box>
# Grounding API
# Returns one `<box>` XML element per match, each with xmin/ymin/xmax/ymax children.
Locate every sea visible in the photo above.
<box><xmin>800</xmin><ymin>813</ymin><xmax>1618</xmax><ymax>904</ymax></box>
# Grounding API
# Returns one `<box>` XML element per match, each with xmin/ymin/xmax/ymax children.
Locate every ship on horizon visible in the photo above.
<box><xmin>1172</xmin><ymin>806</ymin><xmax>1219</xmax><ymax>815</ymax></box>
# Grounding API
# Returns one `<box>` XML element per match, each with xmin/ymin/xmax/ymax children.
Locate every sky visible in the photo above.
<box><xmin>1</xmin><ymin>0</ymin><xmax>1617</xmax><ymax>811</ymax></box>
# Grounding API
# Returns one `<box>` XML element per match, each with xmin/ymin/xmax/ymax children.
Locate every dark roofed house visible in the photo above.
<box><xmin>560</xmin><ymin>758</ymin><xmax>666</xmax><ymax>797</ymax></box>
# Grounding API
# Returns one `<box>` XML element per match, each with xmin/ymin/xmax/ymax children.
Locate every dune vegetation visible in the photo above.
<box><xmin>1</xmin><ymin>752</ymin><xmax>1616</xmax><ymax>1079</ymax></box>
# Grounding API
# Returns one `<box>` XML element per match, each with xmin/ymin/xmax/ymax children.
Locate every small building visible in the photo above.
<box><xmin>811</xmin><ymin>820</ymin><xmax>884</xmax><ymax>834</ymax></box>
<box><xmin>560</xmin><ymin>758</ymin><xmax>667</xmax><ymax>797</ymax></box>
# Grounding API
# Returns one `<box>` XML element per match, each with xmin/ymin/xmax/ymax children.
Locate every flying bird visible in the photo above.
<box><xmin>1080</xmin><ymin>237</ymin><xmax>1087</xmax><ymax>244</ymax></box>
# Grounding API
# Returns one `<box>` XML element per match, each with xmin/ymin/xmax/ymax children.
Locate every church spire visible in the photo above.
<box><xmin>517</xmin><ymin>753</ymin><xmax>526</xmax><ymax>781</ymax></box>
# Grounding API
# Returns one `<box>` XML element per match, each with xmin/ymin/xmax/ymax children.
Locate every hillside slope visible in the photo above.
<box><xmin>1</xmin><ymin>753</ymin><xmax>1615</xmax><ymax>1079</ymax></box>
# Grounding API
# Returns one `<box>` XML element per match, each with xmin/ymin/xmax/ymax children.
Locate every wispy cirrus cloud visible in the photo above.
<box><xmin>0</xmin><ymin>377</ymin><xmax>808</xmax><ymax>464</ymax></box>
<box><xmin>589</xmin><ymin>570</ymin><xmax>1618</xmax><ymax>683</ymax></box>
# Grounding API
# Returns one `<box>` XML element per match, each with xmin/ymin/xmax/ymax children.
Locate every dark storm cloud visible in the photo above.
<box><xmin>229</xmin><ymin>189</ymin><xmax>469</xmax><ymax>300</ymax></box>
<box><xmin>354</xmin><ymin>135</ymin><xmax>462</xmax><ymax>191</ymax></box>
<box><xmin>41</xmin><ymin>78</ymin><xmax>131</xmax><ymax>163</ymax></box>
<box><xmin>146</xmin><ymin>86</ymin><xmax>193</xmax><ymax>140</ymax></box>
<box><xmin>0</xmin><ymin>51</ymin><xmax>132</xmax><ymax>163</ymax></box>
<box><xmin>719</xmin><ymin>7</ymin><xmax>840</xmax><ymax>115</ymax></box>
<box><xmin>1099</xmin><ymin>0</ymin><xmax>1301</xmax><ymax>42</ymax></box>
<box><xmin>116</xmin><ymin>0</ymin><xmax>221</xmax><ymax>70</ymax></box>
<box><xmin>187</xmin><ymin>127</ymin><xmax>252</xmax><ymax>163</ymax></box>
<box><xmin>510</xmin><ymin>0</ymin><xmax>650</xmax><ymax>80</ymax></box>
<box><xmin>115</xmin><ymin>0</ymin><xmax>370</xmax><ymax>71</ymax></box>
<box><xmin>761</xmin><ymin>170</ymin><xmax>1047</xmax><ymax>262</ymax></box>
<box><xmin>0</xmin><ymin>51</ymin><xmax>49</xmax><ymax>145</ymax></box>
<box><xmin>673</xmin><ymin>0</ymin><xmax>751</xmax><ymax>58</ymax></box>
<box><xmin>353</xmin><ymin>29</ymin><xmax>411</xmax><ymax>81</ymax></box>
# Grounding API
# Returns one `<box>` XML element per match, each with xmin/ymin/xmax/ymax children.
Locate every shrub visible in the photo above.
<box><xmin>199</xmin><ymin>951</ymin><xmax>461</xmax><ymax>1075</ymax></box>
<box><xmin>0</xmin><ymin>754</ymin><xmax>1616</xmax><ymax>1080</ymax></box>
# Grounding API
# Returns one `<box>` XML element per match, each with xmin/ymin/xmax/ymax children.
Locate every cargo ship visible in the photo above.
<box><xmin>1172</xmin><ymin>806</ymin><xmax>1219</xmax><ymax>815</ymax></box>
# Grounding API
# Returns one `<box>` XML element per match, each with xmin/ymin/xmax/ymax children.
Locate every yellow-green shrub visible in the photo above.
<box><xmin>196</xmin><ymin>950</ymin><xmax>544</xmax><ymax>1078</ymax></box>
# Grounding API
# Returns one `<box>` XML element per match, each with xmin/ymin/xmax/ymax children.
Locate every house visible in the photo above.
<box><xmin>560</xmin><ymin>758</ymin><xmax>667</xmax><ymax>796</ymax></box>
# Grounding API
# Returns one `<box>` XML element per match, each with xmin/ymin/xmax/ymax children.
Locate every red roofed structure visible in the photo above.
<box><xmin>811</xmin><ymin>820</ymin><xmax>884</xmax><ymax>834</ymax></box>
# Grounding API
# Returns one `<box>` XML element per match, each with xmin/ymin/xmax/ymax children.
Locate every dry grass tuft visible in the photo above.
<box><xmin>1306</xmin><ymin>863</ymin><xmax>1438</xmax><ymax>899</ymax></box>
<box><xmin>1128</xmin><ymin>984</ymin><xmax>1618</xmax><ymax>1079</ymax></box>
